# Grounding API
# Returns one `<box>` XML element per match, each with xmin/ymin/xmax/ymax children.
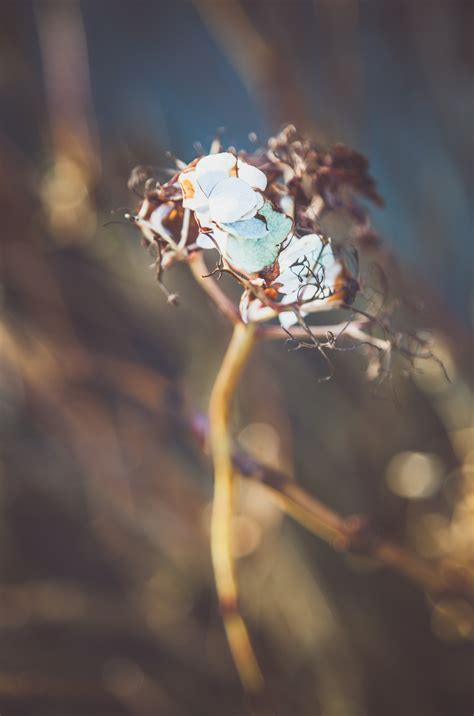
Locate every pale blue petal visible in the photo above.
<box><xmin>225</xmin><ymin>201</ymin><xmax>292</xmax><ymax>273</ymax></box>
<box><xmin>220</xmin><ymin>216</ymin><xmax>269</xmax><ymax>239</ymax></box>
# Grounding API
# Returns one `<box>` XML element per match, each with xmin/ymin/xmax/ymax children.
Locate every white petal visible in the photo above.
<box><xmin>208</xmin><ymin>177</ymin><xmax>262</xmax><ymax>223</ymax></box>
<box><xmin>239</xmin><ymin>289</ymin><xmax>253</xmax><ymax>323</ymax></box>
<box><xmin>179</xmin><ymin>170</ymin><xmax>208</xmax><ymax>210</ymax></box>
<box><xmin>278</xmin><ymin>233</ymin><xmax>325</xmax><ymax>269</ymax></box>
<box><xmin>279</xmin><ymin>309</ymin><xmax>300</xmax><ymax>329</ymax></box>
<box><xmin>278</xmin><ymin>292</ymin><xmax>296</xmax><ymax>306</ymax></box>
<box><xmin>209</xmin><ymin>226</ymin><xmax>229</xmax><ymax>253</ymax></box>
<box><xmin>277</xmin><ymin>272</ymin><xmax>303</xmax><ymax>297</ymax></box>
<box><xmin>196</xmin><ymin>152</ymin><xmax>237</xmax><ymax>174</ymax></box>
<box><xmin>277</xmin><ymin>233</ymin><xmax>342</xmax><ymax>302</ymax></box>
<box><xmin>248</xmin><ymin>303</ymin><xmax>276</xmax><ymax>323</ymax></box>
<box><xmin>279</xmin><ymin>194</ymin><xmax>295</xmax><ymax>216</ymax></box>
<box><xmin>196</xmin><ymin>233</ymin><xmax>216</xmax><ymax>249</ymax></box>
<box><xmin>238</xmin><ymin>192</ymin><xmax>265</xmax><ymax>220</ymax></box>
<box><xmin>149</xmin><ymin>203</ymin><xmax>172</xmax><ymax>232</ymax></box>
<box><xmin>135</xmin><ymin>204</ymin><xmax>174</xmax><ymax>243</ymax></box>
<box><xmin>137</xmin><ymin>198</ymin><xmax>153</xmax><ymax>220</ymax></box>
<box><xmin>278</xmin><ymin>262</ymin><xmax>329</xmax><ymax>297</ymax></box>
<box><xmin>320</xmin><ymin>250</ymin><xmax>341</xmax><ymax>286</ymax></box>
<box><xmin>236</xmin><ymin>159</ymin><xmax>267</xmax><ymax>190</ymax></box>
<box><xmin>195</xmin><ymin>207</ymin><xmax>211</xmax><ymax>228</ymax></box>
<box><xmin>297</xmin><ymin>297</ymin><xmax>335</xmax><ymax>314</ymax></box>
<box><xmin>239</xmin><ymin>290</ymin><xmax>276</xmax><ymax>324</ymax></box>
<box><xmin>196</xmin><ymin>152</ymin><xmax>237</xmax><ymax>195</ymax></box>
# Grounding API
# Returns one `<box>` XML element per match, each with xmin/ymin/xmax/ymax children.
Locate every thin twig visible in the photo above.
<box><xmin>259</xmin><ymin>320</ymin><xmax>391</xmax><ymax>353</ymax></box>
<box><xmin>187</xmin><ymin>255</ymin><xmax>392</xmax><ymax>355</ymax></box>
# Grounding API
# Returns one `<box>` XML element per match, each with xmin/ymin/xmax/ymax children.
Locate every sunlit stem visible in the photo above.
<box><xmin>208</xmin><ymin>321</ymin><xmax>264</xmax><ymax>695</ymax></box>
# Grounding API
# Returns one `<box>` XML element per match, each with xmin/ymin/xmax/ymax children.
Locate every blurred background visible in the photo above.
<box><xmin>0</xmin><ymin>1</ymin><xmax>473</xmax><ymax>715</ymax></box>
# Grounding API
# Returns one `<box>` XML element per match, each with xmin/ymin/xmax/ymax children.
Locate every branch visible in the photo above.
<box><xmin>187</xmin><ymin>253</ymin><xmax>391</xmax><ymax>361</ymax></box>
<box><xmin>259</xmin><ymin>319</ymin><xmax>391</xmax><ymax>354</ymax></box>
<box><xmin>191</xmin><ymin>415</ymin><xmax>474</xmax><ymax>603</ymax></box>
<box><xmin>187</xmin><ymin>252</ymin><xmax>241</xmax><ymax>324</ymax></box>
<box><xmin>241</xmin><ymin>464</ymin><xmax>473</xmax><ymax>600</ymax></box>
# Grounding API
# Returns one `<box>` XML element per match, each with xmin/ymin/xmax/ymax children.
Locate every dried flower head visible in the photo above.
<box><xmin>124</xmin><ymin>126</ymin><xmax>440</xmax><ymax>383</ymax></box>
<box><xmin>127</xmin><ymin>129</ymin><xmax>364</xmax><ymax>323</ymax></box>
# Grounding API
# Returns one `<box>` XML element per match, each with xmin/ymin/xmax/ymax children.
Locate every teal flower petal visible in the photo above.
<box><xmin>220</xmin><ymin>216</ymin><xmax>269</xmax><ymax>239</ymax></box>
<box><xmin>225</xmin><ymin>202</ymin><xmax>292</xmax><ymax>273</ymax></box>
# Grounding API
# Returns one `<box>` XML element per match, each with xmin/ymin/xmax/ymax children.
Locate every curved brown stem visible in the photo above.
<box><xmin>187</xmin><ymin>252</ymin><xmax>241</xmax><ymax>324</ymax></box>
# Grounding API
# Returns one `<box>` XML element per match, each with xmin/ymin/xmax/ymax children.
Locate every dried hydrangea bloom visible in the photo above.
<box><xmin>126</xmin><ymin>127</ymin><xmax>434</xmax><ymax>383</ymax></box>
<box><xmin>128</xmin><ymin>128</ymin><xmax>372</xmax><ymax>328</ymax></box>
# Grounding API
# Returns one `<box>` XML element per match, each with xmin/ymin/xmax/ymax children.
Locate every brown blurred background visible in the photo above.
<box><xmin>0</xmin><ymin>1</ymin><xmax>473</xmax><ymax>715</ymax></box>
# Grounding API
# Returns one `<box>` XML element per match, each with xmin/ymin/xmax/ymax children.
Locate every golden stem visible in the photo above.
<box><xmin>208</xmin><ymin>321</ymin><xmax>264</xmax><ymax>695</ymax></box>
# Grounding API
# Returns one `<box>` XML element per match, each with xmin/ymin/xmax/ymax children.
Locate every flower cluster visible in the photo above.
<box><xmin>125</xmin><ymin>126</ymin><xmax>441</xmax><ymax>385</ymax></box>
<box><xmin>129</xmin><ymin>128</ymin><xmax>367</xmax><ymax>329</ymax></box>
<box><xmin>180</xmin><ymin>152</ymin><xmax>292</xmax><ymax>275</ymax></box>
<box><xmin>179</xmin><ymin>151</ymin><xmax>359</xmax><ymax>327</ymax></box>
<box><xmin>241</xmin><ymin>232</ymin><xmax>357</xmax><ymax>329</ymax></box>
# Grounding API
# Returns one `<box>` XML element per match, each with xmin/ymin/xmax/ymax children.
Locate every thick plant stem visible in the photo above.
<box><xmin>208</xmin><ymin>321</ymin><xmax>263</xmax><ymax>695</ymax></box>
